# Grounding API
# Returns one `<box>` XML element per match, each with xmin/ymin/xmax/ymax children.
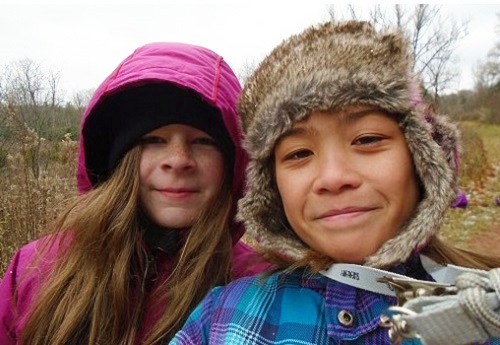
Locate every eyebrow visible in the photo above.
<box><xmin>338</xmin><ymin>107</ymin><xmax>387</xmax><ymax>124</ymax></box>
<box><xmin>277</xmin><ymin>126</ymin><xmax>314</xmax><ymax>145</ymax></box>
<box><xmin>279</xmin><ymin>107</ymin><xmax>386</xmax><ymax>139</ymax></box>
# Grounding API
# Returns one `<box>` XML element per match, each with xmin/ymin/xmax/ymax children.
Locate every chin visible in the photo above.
<box><xmin>153</xmin><ymin>218</ymin><xmax>194</xmax><ymax>229</ymax></box>
<box><xmin>149</xmin><ymin>210</ymin><xmax>197</xmax><ymax>229</ymax></box>
<box><xmin>328</xmin><ymin>250</ymin><xmax>371</xmax><ymax>264</ymax></box>
<box><xmin>334</xmin><ymin>257</ymin><xmax>365</xmax><ymax>264</ymax></box>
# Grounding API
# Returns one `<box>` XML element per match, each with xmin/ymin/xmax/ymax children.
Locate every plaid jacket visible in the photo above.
<box><xmin>171</xmin><ymin>258</ymin><xmax>499</xmax><ymax>345</ymax></box>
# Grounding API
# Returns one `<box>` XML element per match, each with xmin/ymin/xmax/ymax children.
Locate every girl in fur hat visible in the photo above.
<box><xmin>0</xmin><ymin>42</ymin><xmax>269</xmax><ymax>345</ymax></box>
<box><xmin>171</xmin><ymin>21</ymin><xmax>500</xmax><ymax>344</ymax></box>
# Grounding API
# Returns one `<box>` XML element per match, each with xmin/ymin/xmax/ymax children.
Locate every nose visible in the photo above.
<box><xmin>311</xmin><ymin>152</ymin><xmax>362</xmax><ymax>194</ymax></box>
<box><xmin>160</xmin><ymin>139</ymin><xmax>195</xmax><ymax>172</ymax></box>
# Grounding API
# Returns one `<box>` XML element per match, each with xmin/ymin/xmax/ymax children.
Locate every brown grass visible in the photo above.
<box><xmin>0</xmin><ymin>112</ymin><xmax>78</xmax><ymax>275</ymax></box>
<box><xmin>440</xmin><ymin>122</ymin><xmax>500</xmax><ymax>247</ymax></box>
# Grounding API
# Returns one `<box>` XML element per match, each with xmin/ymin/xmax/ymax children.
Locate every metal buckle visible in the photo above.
<box><xmin>376</xmin><ymin>276</ymin><xmax>457</xmax><ymax>306</ymax></box>
<box><xmin>379</xmin><ymin>306</ymin><xmax>419</xmax><ymax>344</ymax></box>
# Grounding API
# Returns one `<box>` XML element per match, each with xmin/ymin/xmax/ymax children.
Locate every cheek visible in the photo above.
<box><xmin>386</xmin><ymin>150</ymin><xmax>420</xmax><ymax>223</ymax></box>
<box><xmin>275</xmin><ymin>169</ymin><xmax>301</xmax><ymax>219</ymax></box>
<box><xmin>139</xmin><ymin>154</ymin><xmax>153</xmax><ymax>184</ymax></box>
<box><xmin>138</xmin><ymin>161</ymin><xmax>150</xmax><ymax>202</ymax></box>
<box><xmin>401</xmin><ymin>163</ymin><xmax>420</xmax><ymax>215</ymax></box>
<box><xmin>396</xmin><ymin>151</ymin><xmax>418</xmax><ymax>193</ymax></box>
<box><xmin>201</xmin><ymin>153</ymin><xmax>226</xmax><ymax>187</ymax></box>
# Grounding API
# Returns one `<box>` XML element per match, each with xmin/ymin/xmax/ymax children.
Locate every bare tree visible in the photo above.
<box><xmin>0</xmin><ymin>59</ymin><xmax>83</xmax><ymax>178</ymax></box>
<box><xmin>6</xmin><ymin>59</ymin><xmax>45</xmax><ymax>107</ymax></box>
<box><xmin>475</xmin><ymin>55</ymin><xmax>500</xmax><ymax>88</ymax></box>
<box><xmin>237</xmin><ymin>58</ymin><xmax>258</xmax><ymax>84</ymax></box>
<box><xmin>47</xmin><ymin>70</ymin><xmax>62</xmax><ymax>107</ymax></box>
<box><xmin>471</xmin><ymin>15</ymin><xmax>500</xmax><ymax>123</ymax></box>
<box><xmin>0</xmin><ymin>59</ymin><xmax>69</xmax><ymax>135</ymax></box>
<box><xmin>328</xmin><ymin>4</ymin><xmax>469</xmax><ymax>102</ymax></box>
<box><xmin>71</xmin><ymin>88</ymin><xmax>94</xmax><ymax>110</ymax></box>
<box><xmin>2</xmin><ymin>59</ymin><xmax>45</xmax><ymax>124</ymax></box>
<box><xmin>475</xmin><ymin>15</ymin><xmax>500</xmax><ymax>89</ymax></box>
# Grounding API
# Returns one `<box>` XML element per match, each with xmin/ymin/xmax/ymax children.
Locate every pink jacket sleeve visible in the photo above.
<box><xmin>0</xmin><ymin>240</ymin><xmax>48</xmax><ymax>345</ymax></box>
<box><xmin>0</xmin><ymin>248</ymin><xmax>24</xmax><ymax>344</ymax></box>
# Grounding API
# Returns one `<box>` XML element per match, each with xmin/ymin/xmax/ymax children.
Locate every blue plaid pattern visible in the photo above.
<box><xmin>171</xmin><ymin>262</ymin><xmax>500</xmax><ymax>344</ymax></box>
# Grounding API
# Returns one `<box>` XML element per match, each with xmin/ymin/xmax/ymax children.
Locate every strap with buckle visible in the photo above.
<box><xmin>319</xmin><ymin>254</ymin><xmax>472</xmax><ymax>303</ymax></box>
<box><xmin>376</xmin><ymin>276</ymin><xmax>457</xmax><ymax>306</ymax></box>
<box><xmin>319</xmin><ymin>255</ymin><xmax>494</xmax><ymax>344</ymax></box>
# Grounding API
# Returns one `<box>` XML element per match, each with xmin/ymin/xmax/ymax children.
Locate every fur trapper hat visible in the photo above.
<box><xmin>237</xmin><ymin>21</ymin><xmax>459</xmax><ymax>268</ymax></box>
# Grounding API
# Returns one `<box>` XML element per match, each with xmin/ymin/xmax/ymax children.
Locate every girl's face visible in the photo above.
<box><xmin>139</xmin><ymin>124</ymin><xmax>225</xmax><ymax>228</ymax></box>
<box><xmin>274</xmin><ymin>106</ymin><xmax>420</xmax><ymax>263</ymax></box>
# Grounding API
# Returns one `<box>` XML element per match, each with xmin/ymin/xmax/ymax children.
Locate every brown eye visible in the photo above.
<box><xmin>193</xmin><ymin>137</ymin><xmax>217</xmax><ymax>146</ymax></box>
<box><xmin>285</xmin><ymin>149</ymin><xmax>313</xmax><ymax>160</ymax></box>
<box><xmin>140</xmin><ymin>136</ymin><xmax>164</xmax><ymax>145</ymax></box>
<box><xmin>353</xmin><ymin>135</ymin><xmax>383</xmax><ymax>146</ymax></box>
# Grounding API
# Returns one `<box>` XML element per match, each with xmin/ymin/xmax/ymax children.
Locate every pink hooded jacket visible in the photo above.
<box><xmin>0</xmin><ymin>42</ymin><xmax>268</xmax><ymax>344</ymax></box>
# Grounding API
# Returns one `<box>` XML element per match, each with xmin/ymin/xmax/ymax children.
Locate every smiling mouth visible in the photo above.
<box><xmin>318</xmin><ymin>207</ymin><xmax>376</xmax><ymax>220</ymax></box>
<box><xmin>156</xmin><ymin>188</ymin><xmax>197</xmax><ymax>199</ymax></box>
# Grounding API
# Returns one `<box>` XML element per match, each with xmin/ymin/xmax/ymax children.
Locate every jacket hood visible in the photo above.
<box><xmin>77</xmin><ymin>42</ymin><xmax>247</xmax><ymax>240</ymax></box>
<box><xmin>237</xmin><ymin>21</ymin><xmax>459</xmax><ymax>268</ymax></box>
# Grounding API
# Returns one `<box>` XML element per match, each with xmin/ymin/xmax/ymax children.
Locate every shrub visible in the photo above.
<box><xmin>0</xmin><ymin>108</ymin><xmax>78</xmax><ymax>275</ymax></box>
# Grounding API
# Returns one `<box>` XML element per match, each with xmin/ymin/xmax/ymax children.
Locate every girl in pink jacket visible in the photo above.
<box><xmin>0</xmin><ymin>42</ymin><xmax>267</xmax><ymax>345</ymax></box>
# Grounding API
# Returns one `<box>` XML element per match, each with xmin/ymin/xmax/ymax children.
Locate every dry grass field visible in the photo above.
<box><xmin>1</xmin><ymin>121</ymin><xmax>499</xmax><ymax>275</ymax></box>
<box><xmin>0</xmin><ymin>125</ymin><xmax>78</xmax><ymax>275</ymax></box>
<box><xmin>440</xmin><ymin>122</ymin><xmax>500</xmax><ymax>253</ymax></box>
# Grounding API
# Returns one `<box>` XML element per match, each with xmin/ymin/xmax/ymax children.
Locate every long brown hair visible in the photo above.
<box><xmin>422</xmin><ymin>236</ymin><xmax>500</xmax><ymax>270</ymax></box>
<box><xmin>20</xmin><ymin>146</ymin><xmax>233</xmax><ymax>344</ymax></box>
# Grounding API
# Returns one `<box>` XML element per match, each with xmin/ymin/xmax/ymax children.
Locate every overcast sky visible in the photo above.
<box><xmin>1</xmin><ymin>3</ymin><xmax>499</xmax><ymax>101</ymax></box>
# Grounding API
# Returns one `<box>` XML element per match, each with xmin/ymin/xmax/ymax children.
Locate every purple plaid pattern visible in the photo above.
<box><xmin>171</xmin><ymin>258</ymin><xmax>500</xmax><ymax>344</ymax></box>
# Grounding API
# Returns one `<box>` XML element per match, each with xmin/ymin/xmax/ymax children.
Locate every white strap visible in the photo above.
<box><xmin>319</xmin><ymin>254</ymin><xmax>483</xmax><ymax>297</ymax></box>
<box><xmin>419</xmin><ymin>255</ymin><xmax>488</xmax><ymax>284</ymax></box>
<box><xmin>319</xmin><ymin>262</ymin><xmax>413</xmax><ymax>297</ymax></box>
